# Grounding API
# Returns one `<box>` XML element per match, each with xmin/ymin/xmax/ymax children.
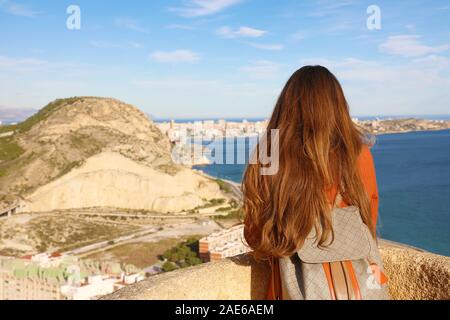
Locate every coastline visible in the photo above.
<box><xmin>373</xmin><ymin>127</ymin><xmax>450</xmax><ymax>137</ymax></box>
<box><xmin>193</xmin><ymin>169</ymin><xmax>242</xmax><ymax>203</ymax></box>
<box><xmin>194</xmin><ymin>168</ymin><xmax>241</xmax><ymax>188</ymax></box>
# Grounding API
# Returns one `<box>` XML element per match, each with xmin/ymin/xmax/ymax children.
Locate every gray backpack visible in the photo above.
<box><xmin>279</xmin><ymin>193</ymin><xmax>390</xmax><ymax>300</ymax></box>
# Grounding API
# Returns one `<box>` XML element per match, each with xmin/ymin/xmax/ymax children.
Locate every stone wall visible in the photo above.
<box><xmin>104</xmin><ymin>245</ymin><xmax>450</xmax><ymax>300</ymax></box>
<box><xmin>380</xmin><ymin>246</ymin><xmax>449</xmax><ymax>300</ymax></box>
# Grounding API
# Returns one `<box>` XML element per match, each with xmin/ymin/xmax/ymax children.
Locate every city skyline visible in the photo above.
<box><xmin>1</xmin><ymin>0</ymin><xmax>450</xmax><ymax>118</ymax></box>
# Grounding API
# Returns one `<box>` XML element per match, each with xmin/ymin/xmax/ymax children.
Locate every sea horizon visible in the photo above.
<box><xmin>152</xmin><ymin>114</ymin><xmax>450</xmax><ymax>123</ymax></box>
<box><xmin>2</xmin><ymin>110</ymin><xmax>450</xmax><ymax>125</ymax></box>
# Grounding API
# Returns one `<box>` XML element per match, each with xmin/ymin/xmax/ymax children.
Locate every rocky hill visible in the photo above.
<box><xmin>0</xmin><ymin>97</ymin><xmax>224</xmax><ymax>213</ymax></box>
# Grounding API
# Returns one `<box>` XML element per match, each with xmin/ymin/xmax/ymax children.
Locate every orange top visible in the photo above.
<box><xmin>261</xmin><ymin>145</ymin><xmax>379</xmax><ymax>300</ymax></box>
<box><xmin>326</xmin><ymin>145</ymin><xmax>379</xmax><ymax>226</ymax></box>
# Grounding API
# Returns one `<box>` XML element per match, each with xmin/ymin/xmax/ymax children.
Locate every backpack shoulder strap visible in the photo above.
<box><xmin>333</xmin><ymin>192</ymin><xmax>343</xmax><ymax>208</ymax></box>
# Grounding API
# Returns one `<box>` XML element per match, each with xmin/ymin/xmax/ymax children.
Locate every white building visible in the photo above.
<box><xmin>61</xmin><ymin>276</ymin><xmax>117</xmax><ymax>300</ymax></box>
<box><xmin>199</xmin><ymin>225</ymin><xmax>250</xmax><ymax>262</ymax></box>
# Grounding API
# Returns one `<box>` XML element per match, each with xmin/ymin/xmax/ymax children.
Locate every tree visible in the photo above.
<box><xmin>162</xmin><ymin>261</ymin><xmax>177</xmax><ymax>272</ymax></box>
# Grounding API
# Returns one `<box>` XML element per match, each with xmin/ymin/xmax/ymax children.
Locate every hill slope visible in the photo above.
<box><xmin>0</xmin><ymin>97</ymin><xmax>224</xmax><ymax>212</ymax></box>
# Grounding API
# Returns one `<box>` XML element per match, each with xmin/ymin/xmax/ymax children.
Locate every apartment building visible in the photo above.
<box><xmin>199</xmin><ymin>224</ymin><xmax>251</xmax><ymax>262</ymax></box>
<box><xmin>0</xmin><ymin>253</ymin><xmax>145</xmax><ymax>300</ymax></box>
<box><xmin>0</xmin><ymin>272</ymin><xmax>63</xmax><ymax>300</ymax></box>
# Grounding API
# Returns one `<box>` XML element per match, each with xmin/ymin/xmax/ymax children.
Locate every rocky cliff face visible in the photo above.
<box><xmin>0</xmin><ymin>97</ymin><xmax>223</xmax><ymax>213</ymax></box>
<box><xmin>24</xmin><ymin>152</ymin><xmax>222</xmax><ymax>213</ymax></box>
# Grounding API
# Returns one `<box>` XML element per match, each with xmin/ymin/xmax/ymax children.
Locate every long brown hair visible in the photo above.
<box><xmin>242</xmin><ymin>65</ymin><xmax>375</xmax><ymax>260</ymax></box>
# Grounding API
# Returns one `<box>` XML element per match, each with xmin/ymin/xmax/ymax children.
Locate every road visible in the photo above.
<box><xmin>62</xmin><ymin>226</ymin><xmax>158</xmax><ymax>256</ymax></box>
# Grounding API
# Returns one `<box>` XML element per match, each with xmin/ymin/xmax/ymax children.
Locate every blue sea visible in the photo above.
<box><xmin>195</xmin><ymin>129</ymin><xmax>450</xmax><ymax>256</ymax></box>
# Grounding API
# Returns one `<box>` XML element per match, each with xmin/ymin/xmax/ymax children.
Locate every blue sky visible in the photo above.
<box><xmin>0</xmin><ymin>0</ymin><xmax>449</xmax><ymax>118</ymax></box>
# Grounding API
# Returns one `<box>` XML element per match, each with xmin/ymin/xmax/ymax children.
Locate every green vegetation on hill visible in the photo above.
<box><xmin>187</xmin><ymin>198</ymin><xmax>226</xmax><ymax>214</ymax></box>
<box><xmin>162</xmin><ymin>261</ymin><xmax>177</xmax><ymax>272</ymax></box>
<box><xmin>215</xmin><ymin>179</ymin><xmax>231</xmax><ymax>193</ymax></box>
<box><xmin>0</xmin><ymin>97</ymin><xmax>80</xmax><ymax>135</ymax></box>
<box><xmin>0</xmin><ymin>97</ymin><xmax>89</xmax><ymax>178</ymax></box>
<box><xmin>210</xmin><ymin>199</ymin><xmax>242</xmax><ymax>220</ymax></box>
<box><xmin>0</xmin><ymin>136</ymin><xmax>24</xmax><ymax>162</ymax></box>
<box><xmin>214</xmin><ymin>208</ymin><xmax>243</xmax><ymax>220</ymax></box>
<box><xmin>0</xmin><ymin>97</ymin><xmax>82</xmax><ymax>180</ymax></box>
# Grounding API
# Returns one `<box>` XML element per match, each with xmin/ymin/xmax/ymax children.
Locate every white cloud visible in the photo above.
<box><xmin>0</xmin><ymin>0</ymin><xmax>42</xmax><ymax>17</ymax></box>
<box><xmin>169</xmin><ymin>0</ymin><xmax>242</xmax><ymax>17</ymax></box>
<box><xmin>246</xmin><ymin>42</ymin><xmax>284</xmax><ymax>51</ymax></box>
<box><xmin>217</xmin><ymin>26</ymin><xmax>267</xmax><ymax>38</ymax></box>
<box><xmin>379</xmin><ymin>35</ymin><xmax>449</xmax><ymax>57</ymax></box>
<box><xmin>115</xmin><ymin>18</ymin><xmax>149</xmax><ymax>33</ymax></box>
<box><xmin>149</xmin><ymin>50</ymin><xmax>200</xmax><ymax>63</ymax></box>
<box><xmin>299</xmin><ymin>56</ymin><xmax>450</xmax><ymax>115</ymax></box>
